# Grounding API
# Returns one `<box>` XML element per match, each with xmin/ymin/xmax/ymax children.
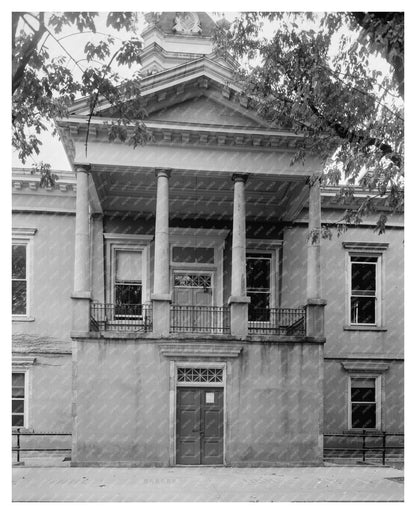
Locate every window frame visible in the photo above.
<box><xmin>104</xmin><ymin>234</ymin><xmax>151</xmax><ymax>306</ymax></box>
<box><xmin>12</xmin><ymin>369</ymin><xmax>29</xmax><ymax>429</ymax></box>
<box><xmin>347</xmin><ymin>374</ymin><xmax>381</xmax><ymax>431</ymax></box>
<box><xmin>346</xmin><ymin>251</ymin><xmax>383</xmax><ymax>327</ymax></box>
<box><xmin>12</xmin><ymin>229</ymin><xmax>36</xmax><ymax>321</ymax></box>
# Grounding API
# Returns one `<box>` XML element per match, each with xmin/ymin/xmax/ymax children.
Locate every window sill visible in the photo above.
<box><xmin>343</xmin><ymin>325</ymin><xmax>387</xmax><ymax>332</ymax></box>
<box><xmin>12</xmin><ymin>316</ymin><xmax>35</xmax><ymax>322</ymax></box>
<box><xmin>343</xmin><ymin>429</ymin><xmax>383</xmax><ymax>434</ymax></box>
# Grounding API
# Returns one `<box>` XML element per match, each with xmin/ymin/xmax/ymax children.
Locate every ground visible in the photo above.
<box><xmin>12</xmin><ymin>463</ymin><xmax>404</xmax><ymax>502</ymax></box>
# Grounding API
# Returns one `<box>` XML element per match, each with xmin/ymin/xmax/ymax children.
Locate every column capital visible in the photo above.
<box><xmin>155</xmin><ymin>168</ymin><xmax>172</xmax><ymax>179</ymax></box>
<box><xmin>232</xmin><ymin>173</ymin><xmax>249</xmax><ymax>184</ymax></box>
<box><xmin>74</xmin><ymin>162</ymin><xmax>91</xmax><ymax>174</ymax></box>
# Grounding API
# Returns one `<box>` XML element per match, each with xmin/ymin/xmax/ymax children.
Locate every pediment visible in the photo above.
<box><xmin>146</xmin><ymin>94</ymin><xmax>264</xmax><ymax>128</ymax></box>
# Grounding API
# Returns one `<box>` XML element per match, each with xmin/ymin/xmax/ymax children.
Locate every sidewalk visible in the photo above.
<box><xmin>12</xmin><ymin>464</ymin><xmax>404</xmax><ymax>502</ymax></box>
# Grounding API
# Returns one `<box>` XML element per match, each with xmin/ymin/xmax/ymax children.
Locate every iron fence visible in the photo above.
<box><xmin>12</xmin><ymin>429</ymin><xmax>72</xmax><ymax>463</ymax></box>
<box><xmin>90</xmin><ymin>303</ymin><xmax>153</xmax><ymax>332</ymax></box>
<box><xmin>248</xmin><ymin>307</ymin><xmax>306</xmax><ymax>335</ymax></box>
<box><xmin>170</xmin><ymin>305</ymin><xmax>231</xmax><ymax>333</ymax></box>
<box><xmin>324</xmin><ymin>431</ymin><xmax>404</xmax><ymax>465</ymax></box>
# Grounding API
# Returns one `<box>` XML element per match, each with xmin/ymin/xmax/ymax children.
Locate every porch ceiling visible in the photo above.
<box><xmin>91</xmin><ymin>165</ymin><xmax>309</xmax><ymax>222</ymax></box>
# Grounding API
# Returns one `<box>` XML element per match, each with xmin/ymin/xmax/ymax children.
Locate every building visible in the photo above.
<box><xmin>12</xmin><ymin>12</ymin><xmax>404</xmax><ymax>466</ymax></box>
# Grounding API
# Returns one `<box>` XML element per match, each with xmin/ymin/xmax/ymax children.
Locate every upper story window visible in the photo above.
<box><xmin>343</xmin><ymin>242</ymin><xmax>389</xmax><ymax>329</ymax></box>
<box><xmin>114</xmin><ymin>249</ymin><xmax>142</xmax><ymax>308</ymax></box>
<box><xmin>350</xmin><ymin>255</ymin><xmax>378</xmax><ymax>324</ymax></box>
<box><xmin>247</xmin><ymin>252</ymin><xmax>272</xmax><ymax>321</ymax></box>
<box><xmin>12</xmin><ymin>244</ymin><xmax>27</xmax><ymax>315</ymax></box>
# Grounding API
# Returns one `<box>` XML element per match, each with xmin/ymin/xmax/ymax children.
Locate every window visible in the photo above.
<box><xmin>114</xmin><ymin>249</ymin><xmax>142</xmax><ymax>316</ymax></box>
<box><xmin>246</xmin><ymin>252</ymin><xmax>272</xmax><ymax>321</ymax></box>
<box><xmin>349</xmin><ymin>377</ymin><xmax>379</xmax><ymax>429</ymax></box>
<box><xmin>172</xmin><ymin>246</ymin><xmax>215</xmax><ymax>264</ymax></box>
<box><xmin>12</xmin><ymin>372</ymin><xmax>26</xmax><ymax>427</ymax></box>
<box><xmin>349</xmin><ymin>255</ymin><xmax>379</xmax><ymax>325</ymax></box>
<box><xmin>12</xmin><ymin>244</ymin><xmax>27</xmax><ymax>315</ymax></box>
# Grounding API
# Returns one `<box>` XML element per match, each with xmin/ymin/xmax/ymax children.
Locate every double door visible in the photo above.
<box><xmin>176</xmin><ymin>387</ymin><xmax>224</xmax><ymax>465</ymax></box>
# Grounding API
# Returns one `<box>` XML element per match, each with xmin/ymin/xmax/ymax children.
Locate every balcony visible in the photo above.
<box><xmin>248</xmin><ymin>307</ymin><xmax>306</xmax><ymax>336</ymax></box>
<box><xmin>89</xmin><ymin>303</ymin><xmax>306</xmax><ymax>337</ymax></box>
<box><xmin>90</xmin><ymin>303</ymin><xmax>153</xmax><ymax>332</ymax></box>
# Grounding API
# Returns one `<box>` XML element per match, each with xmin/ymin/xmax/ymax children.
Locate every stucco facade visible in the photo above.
<box><xmin>12</xmin><ymin>12</ymin><xmax>403</xmax><ymax>466</ymax></box>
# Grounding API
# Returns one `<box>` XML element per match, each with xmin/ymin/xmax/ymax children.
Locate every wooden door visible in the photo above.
<box><xmin>176</xmin><ymin>387</ymin><xmax>224</xmax><ymax>465</ymax></box>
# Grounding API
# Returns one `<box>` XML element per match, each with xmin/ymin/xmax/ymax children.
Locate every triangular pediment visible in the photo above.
<box><xmin>146</xmin><ymin>94</ymin><xmax>263</xmax><ymax>128</ymax></box>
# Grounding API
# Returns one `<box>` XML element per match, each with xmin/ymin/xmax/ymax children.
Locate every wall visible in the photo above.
<box><xmin>72</xmin><ymin>338</ymin><xmax>324</xmax><ymax>466</ymax></box>
<box><xmin>12</xmin><ymin>212</ymin><xmax>75</xmax><ymax>343</ymax></box>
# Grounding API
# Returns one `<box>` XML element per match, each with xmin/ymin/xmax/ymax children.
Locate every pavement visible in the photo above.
<box><xmin>12</xmin><ymin>463</ymin><xmax>404</xmax><ymax>502</ymax></box>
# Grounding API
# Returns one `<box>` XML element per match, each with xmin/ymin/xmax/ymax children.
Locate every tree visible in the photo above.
<box><xmin>214</xmin><ymin>12</ymin><xmax>404</xmax><ymax>233</ymax></box>
<box><xmin>12</xmin><ymin>12</ymin><xmax>150</xmax><ymax>165</ymax></box>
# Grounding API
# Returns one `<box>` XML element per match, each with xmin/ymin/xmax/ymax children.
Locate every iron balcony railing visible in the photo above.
<box><xmin>90</xmin><ymin>303</ymin><xmax>153</xmax><ymax>332</ymax></box>
<box><xmin>248</xmin><ymin>307</ymin><xmax>306</xmax><ymax>336</ymax></box>
<box><xmin>170</xmin><ymin>305</ymin><xmax>231</xmax><ymax>334</ymax></box>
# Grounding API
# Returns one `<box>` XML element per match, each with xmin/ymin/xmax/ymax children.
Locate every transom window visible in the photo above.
<box><xmin>177</xmin><ymin>367</ymin><xmax>223</xmax><ymax>383</ymax></box>
<box><xmin>12</xmin><ymin>244</ymin><xmax>27</xmax><ymax>315</ymax></box>
<box><xmin>247</xmin><ymin>252</ymin><xmax>272</xmax><ymax>321</ymax></box>
<box><xmin>350</xmin><ymin>377</ymin><xmax>378</xmax><ymax>429</ymax></box>
<box><xmin>12</xmin><ymin>372</ymin><xmax>26</xmax><ymax>427</ymax></box>
<box><xmin>349</xmin><ymin>255</ymin><xmax>378</xmax><ymax>324</ymax></box>
<box><xmin>174</xmin><ymin>273</ymin><xmax>212</xmax><ymax>288</ymax></box>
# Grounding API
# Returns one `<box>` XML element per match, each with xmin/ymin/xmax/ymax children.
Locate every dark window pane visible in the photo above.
<box><xmin>248</xmin><ymin>292</ymin><xmax>270</xmax><ymax>321</ymax></box>
<box><xmin>12</xmin><ymin>373</ymin><xmax>25</xmax><ymax>387</ymax></box>
<box><xmin>115</xmin><ymin>284</ymin><xmax>142</xmax><ymax>305</ymax></box>
<box><xmin>12</xmin><ymin>245</ymin><xmax>26</xmax><ymax>279</ymax></box>
<box><xmin>351</xmin><ymin>387</ymin><xmax>375</xmax><ymax>402</ymax></box>
<box><xmin>172</xmin><ymin>247</ymin><xmax>214</xmax><ymax>263</ymax></box>
<box><xmin>247</xmin><ymin>258</ymin><xmax>270</xmax><ymax>290</ymax></box>
<box><xmin>351</xmin><ymin>263</ymin><xmax>376</xmax><ymax>292</ymax></box>
<box><xmin>351</xmin><ymin>297</ymin><xmax>375</xmax><ymax>324</ymax></box>
<box><xmin>12</xmin><ymin>387</ymin><xmax>25</xmax><ymax>398</ymax></box>
<box><xmin>12</xmin><ymin>281</ymin><xmax>26</xmax><ymax>315</ymax></box>
<box><xmin>351</xmin><ymin>404</ymin><xmax>376</xmax><ymax>428</ymax></box>
<box><xmin>12</xmin><ymin>415</ymin><xmax>24</xmax><ymax>427</ymax></box>
<box><xmin>12</xmin><ymin>399</ymin><xmax>24</xmax><ymax>413</ymax></box>
<box><xmin>351</xmin><ymin>256</ymin><xmax>378</xmax><ymax>263</ymax></box>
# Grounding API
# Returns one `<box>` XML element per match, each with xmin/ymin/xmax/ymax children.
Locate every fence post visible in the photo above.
<box><xmin>382</xmin><ymin>431</ymin><xmax>387</xmax><ymax>465</ymax></box>
<box><xmin>16</xmin><ymin>429</ymin><xmax>20</xmax><ymax>463</ymax></box>
<box><xmin>362</xmin><ymin>430</ymin><xmax>366</xmax><ymax>462</ymax></box>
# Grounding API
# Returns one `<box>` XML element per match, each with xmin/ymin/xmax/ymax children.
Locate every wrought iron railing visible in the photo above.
<box><xmin>248</xmin><ymin>307</ymin><xmax>306</xmax><ymax>336</ymax></box>
<box><xmin>13</xmin><ymin>429</ymin><xmax>72</xmax><ymax>463</ymax></box>
<box><xmin>90</xmin><ymin>303</ymin><xmax>152</xmax><ymax>332</ymax></box>
<box><xmin>170</xmin><ymin>305</ymin><xmax>231</xmax><ymax>334</ymax></box>
<box><xmin>324</xmin><ymin>431</ymin><xmax>404</xmax><ymax>465</ymax></box>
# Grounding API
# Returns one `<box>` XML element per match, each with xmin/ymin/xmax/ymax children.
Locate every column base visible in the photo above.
<box><xmin>151</xmin><ymin>296</ymin><xmax>171</xmax><ymax>337</ymax></box>
<box><xmin>71</xmin><ymin>292</ymin><xmax>92</xmax><ymax>333</ymax></box>
<box><xmin>228</xmin><ymin>296</ymin><xmax>250</xmax><ymax>338</ymax></box>
<box><xmin>306</xmin><ymin>299</ymin><xmax>327</xmax><ymax>338</ymax></box>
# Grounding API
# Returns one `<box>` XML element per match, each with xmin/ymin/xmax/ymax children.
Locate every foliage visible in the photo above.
<box><xmin>12</xmin><ymin>12</ymin><xmax>150</xmax><ymax>166</ymax></box>
<box><xmin>214</xmin><ymin>12</ymin><xmax>404</xmax><ymax>234</ymax></box>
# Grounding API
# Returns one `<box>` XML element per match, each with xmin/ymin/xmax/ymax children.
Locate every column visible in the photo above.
<box><xmin>151</xmin><ymin>168</ymin><xmax>172</xmax><ymax>336</ymax></box>
<box><xmin>228</xmin><ymin>174</ymin><xmax>250</xmax><ymax>338</ymax></box>
<box><xmin>71</xmin><ymin>163</ymin><xmax>91</xmax><ymax>334</ymax></box>
<box><xmin>306</xmin><ymin>173</ymin><xmax>326</xmax><ymax>338</ymax></box>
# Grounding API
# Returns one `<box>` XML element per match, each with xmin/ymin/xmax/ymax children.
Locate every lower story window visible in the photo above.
<box><xmin>12</xmin><ymin>372</ymin><xmax>26</xmax><ymax>428</ymax></box>
<box><xmin>350</xmin><ymin>377</ymin><xmax>378</xmax><ymax>429</ymax></box>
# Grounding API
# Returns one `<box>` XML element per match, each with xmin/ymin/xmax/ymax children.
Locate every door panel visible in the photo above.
<box><xmin>176</xmin><ymin>389</ymin><xmax>200</xmax><ymax>465</ymax></box>
<box><xmin>176</xmin><ymin>387</ymin><xmax>224</xmax><ymax>465</ymax></box>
